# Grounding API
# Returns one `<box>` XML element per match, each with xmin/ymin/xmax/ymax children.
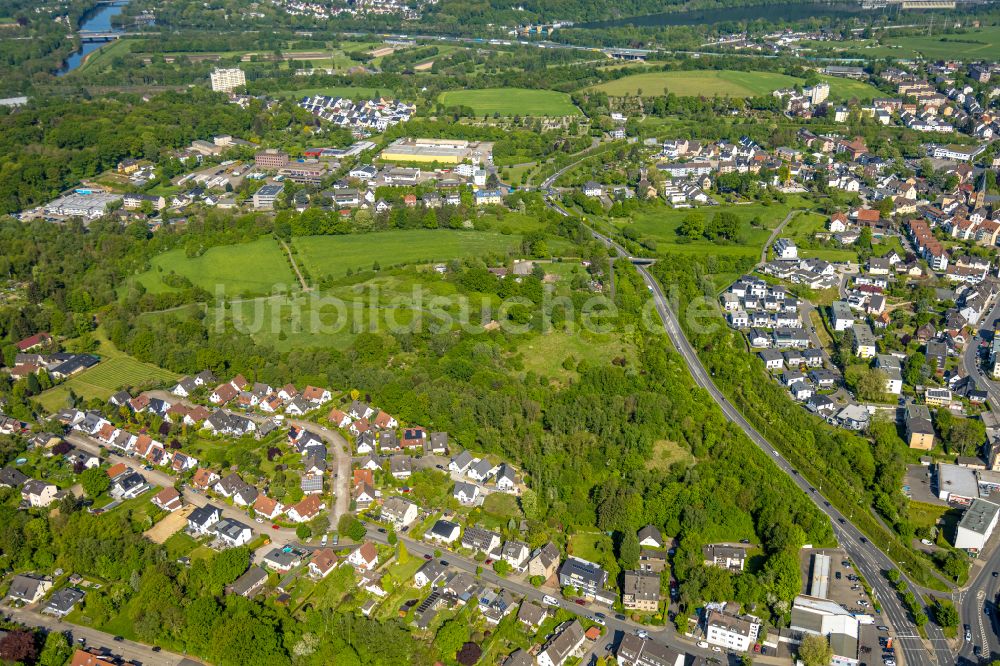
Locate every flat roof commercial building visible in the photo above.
<box><xmin>380</xmin><ymin>137</ymin><xmax>484</xmax><ymax>165</ymax></box>
<box><xmin>955</xmin><ymin>498</ymin><xmax>1000</xmax><ymax>551</ymax></box>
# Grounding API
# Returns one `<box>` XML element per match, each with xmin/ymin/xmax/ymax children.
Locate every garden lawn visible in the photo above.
<box><xmin>133</xmin><ymin>237</ymin><xmax>295</xmax><ymax>296</ymax></box>
<box><xmin>292</xmin><ymin>229</ymin><xmax>524</xmax><ymax>277</ymax></box>
<box><xmin>438</xmin><ymin>88</ymin><xmax>581</xmax><ymax>116</ymax></box>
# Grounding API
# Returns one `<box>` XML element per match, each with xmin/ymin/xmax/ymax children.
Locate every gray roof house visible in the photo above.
<box><xmin>227</xmin><ymin>565</ymin><xmax>268</xmax><ymax>597</ymax></box>
<box><xmin>8</xmin><ymin>573</ymin><xmax>52</xmax><ymax>603</ymax></box>
<box><xmin>42</xmin><ymin>587</ymin><xmax>85</xmax><ymax>617</ymax></box>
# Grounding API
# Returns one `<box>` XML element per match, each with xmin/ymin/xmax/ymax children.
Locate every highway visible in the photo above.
<box><xmin>570</xmin><ymin>215</ymin><xmax>952</xmax><ymax>666</ymax></box>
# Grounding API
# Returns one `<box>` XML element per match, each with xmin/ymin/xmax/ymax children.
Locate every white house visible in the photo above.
<box><xmin>705</xmin><ymin>610</ymin><xmax>760</xmax><ymax>653</ymax></box>
<box><xmin>347</xmin><ymin>542</ymin><xmax>378</xmax><ymax>571</ymax></box>
<box><xmin>213</xmin><ymin>518</ymin><xmax>253</xmax><ymax>548</ymax></box>
<box><xmin>454</xmin><ymin>481</ymin><xmax>480</xmax><ymax>505</ymax></box>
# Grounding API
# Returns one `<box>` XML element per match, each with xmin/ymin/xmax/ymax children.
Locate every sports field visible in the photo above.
<box><xmin>438</xmin><ymin>88</ymin><xmax>581</xmax><ymax>116</ymax></box>
<box><xmin>133</xmin><ymin>237</ymin><xmax>295</xmax><ymax>296</ymax></box>
<box><xmin>36</xmin><ymin>355</ymin><xmax>179</xmax><ymax>413</ymax></box>
<box><xmin>588</xmin><ymin>70</ymin><xmax>881</xmax><ymax>101</ymax></box>
<box><xmin>292</xmin><ymin>229</ymin><xmax>524</xmax><ymax>277</ymax></box>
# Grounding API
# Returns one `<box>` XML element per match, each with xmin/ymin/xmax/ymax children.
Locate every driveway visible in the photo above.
<box><xmin>286</xmin><ymin>419</ymin><xmax>350</xmax><ymax>531</ymax></box>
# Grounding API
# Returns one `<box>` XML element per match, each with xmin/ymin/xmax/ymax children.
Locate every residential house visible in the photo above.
<box><xmin>227</xmin><ymin>566</ymin><xmax>268</xmax><ymax>598</ymax></box>
<box><xmin>21</xmin><ymin>479</ymin><xmax>58</xmax><ymax>507</ymax></box>
<box><xmin>537</xmin><ymin>620</ymin><xmax>585</xmax><ymax>666</ymax></box>
<box><xmin>187</xmin><ymin>505</ymin><xmax>222</xmax><ymax>535</ymax></box>
<box><xmin>347</xmin><ymin>542</ymin><xmax>378</xmax><ymax>571</ymax></box>
<box><xmin>462</xmin><ymin>526</ymin><xmax>502</xmax><ymax>555</ymax></box>
<box><xmin>453</xmin><ymin>481</ymin><xmax>480</xmax><ymax>505</ymax></box>
<box><xmin>559</xmin><ymin>557</ymin><xmax>612</xmax><ymax>603</ymax></box>
<box><xmin>622</xmin><ymin>570</ymin><xmax>661</xmax><ymax>612</ymax></box>
<box><xmin>151</xmin><ymin>487</ymin><xmax>182</xmax><ymax>512</ymax></box>
<box><xmin>415</xmin><ymin>559</ymin><xmax>449</xmax><ymax>588</ymax></box>
<box><xmin>495</xmin><ymin>463</ymin><xmax>517</xmax><ymax>492</ymax></box>
<box><xmin>309</xmin><ymin>548</ymin><xmax>339</xmax><ymax>578</ymax></box>
<box><xmin>501</xmin><ymin>540</ymin><xmax>530</xmax><ymax>571</ymax></box>
<box><xmin>253</xmin><ymin>494</ymin><xmax>285</xmax><ymax>520</ymax></box>
<box><xmin>427</xmin><ymin>519</ymin><xmax>461</xmax><ymax>544</ymax></box>
<box><xmin>287</xmin><ymin>495</ymin><xmax>325</xmax><ymax>523</ymax></box>
<box><xmin>7</xmin><ymin>573</ymin><xmax>52</xmax><ymax>603</ymax></box>
<box><xmin>527</xmin><ymin>542</ymin><xmax>561</xmax><ymax>580</ymax></box>
<box><xmin>517</xmin><ymin>601</ymin><xmax>550</xmax><ymax>631</ymax></box>
<box><xmin>703</xmin><ymin>543</ymin><xmax>747</xmax><ymax>571</ymax></box>
<box><xmin>213</xmin><ymin>518</ymin><xmax>253</xmax><ymax>547</ymax></box>
<box><xmin>263</xmin><ymin>547</ymin><xmax>302</xmax><ymax>573</ymax></box>
<box><xmin>637</xmin><ymin>525</ymin><xmax>664</xmax><ymax>549</ymax></box>
<box><xmin>381</xmin><ymin>496</ymin><xmax>418</xmax><ymax>528</ymax></box>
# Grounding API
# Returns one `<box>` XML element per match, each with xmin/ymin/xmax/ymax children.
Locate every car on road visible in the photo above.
<box><xmin>615</xmin><ymin>614</ymin><xmax>625</xmax><ymax>621</ymax></box>
<box><xmin>485</xmin><ymin>558</ymin><xmax>493</xmax><ymax>565</ymax></box>
<box><xmin>635</xmin><ymin>630</ymin><xmax>649</xmax><ymax>639</ymax></box>
<box><xmin>152</xmin><ymin>647</ymin><xmax>161</xmax><ymax>653</ymax></box>
<box><xmin>838</xmin><ymin>518</ymin><xmax>846</xmax><ymax>524</ymax></box>
<box><xmin>435</xmin><ymin>464</ymin><xmax>444</xmax><ymax>469</ymax></box>
<box><xmin>605</xmin><ymin>643</ymin><xmax>613</xmax><ymax>652</ymax></box>
<box><xmin>711</xmin><ymin>647</ymin><xmax>722</xmax><ymax>653</ymax></box>
<box><xmin>824</xmin><ymin>501</ymin><xmax>831</xmax><ymax>507</ymax></box>
<box><xmin>595</xmin><ymin>612</ymin><xmax>606</xmax><ymax>619</ymax></box>
<box><xmin>697</xmin><ymin>641</ymin><xmax>709</xmax><ymax>649</ymax></box>
<box><xmin>994</xmin><ymin>571</ymin><xmax>999</xmax><ymax>578</ymax></box>
<box><xmin>113</xmin><ymin>636</ymin><xmax>124</xmax><ymax>642</ymax></box>
<box><xmin>860</xmin><ymin>537</ymin><xmax>867</xmax><ymax>543</ymax></box>
<box><xmin>440</xmin><ymin>560</ymin><xmax>449</xmax><ymax>566</ymax></box>
<box><xmin>835</xmin><ymin>572</ymin><xmax>841</xmax><ymax>580</ymax></box>
<box><xmin>543</xmin><ymin>595</ymin><xmax>560</xmax><ymax>606</ymax></box>
<box><xmin>574</xmin><ymin>599</ymin><xmax>586</xmax><ymax>606</ymax></box>
<box><xmin>592</xmin><ymin>616</ymin><xmax>605</xmax><ymax>626</ymax></box>
<box><xmin>376</xmin><ymin>528</ymin><xmax>386</xmax><ymax>534</ymax></box>
<box><xmin>423</xmin><ymin>554</ymin><xmax>433</xmax><ymax>560</ymax></box>
<box><xmin>966</xmin><ymin>626</ymin><xmax>972</xmax><ymax>641</ymax></box>
<box><xmin>877</xmin><ymin>626</ymin><xmax>889</xmax><ymax>632</ymax></box>
<box><xmin>321</xmin><ymin>533</ymin><xmax>328</xmax><ymax>546</ymax></box>
<box><xmin>272</xmin><ymin>524</ymin><xmax>280</xmax><ymax>530</ymax></box>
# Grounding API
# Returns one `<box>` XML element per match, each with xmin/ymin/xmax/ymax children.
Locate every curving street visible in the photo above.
<box><xmin>573</xmin><ymin>215</ymin><xmax>953</xmax><ymax>666</ymax></box>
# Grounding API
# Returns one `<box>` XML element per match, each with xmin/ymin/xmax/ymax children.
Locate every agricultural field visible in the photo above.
<box><xmin>798</xmin><ymin>27</ymin><xmax>1000</xmax><ymax>61</ymax></box>
<box><xmin>589</xmin><ymin>70</ymin><xmax>800</xmax><ymax>98</ymax></box>
<box><xmin>292</xmin><ymin>229</ymin><xmax>525</xmax><ymax>278</ymax></box>
<box><xmin>132</xmin><ymin>237</ymin><xmax>295</xmax><ymax>296</ymax></box>
<box><xmin>438</xmin><ymin>88</ymin><xmax>581</xmax><ymax>116</ymax></box>
<box><xmin>588</xmin><ymin>69</ymin><xmax>880</xmax><ymax>101</ymax></box>
<box><xmin>36</xmin><ymin>354</ymin><xmax>179</xmax><ymax>413</ymax></box>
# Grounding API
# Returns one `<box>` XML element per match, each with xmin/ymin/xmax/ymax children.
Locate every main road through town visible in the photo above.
<box><xmin>552</xmin><ymin>201</ymin><xmax>951</xmax><ymax>666</ymax></box>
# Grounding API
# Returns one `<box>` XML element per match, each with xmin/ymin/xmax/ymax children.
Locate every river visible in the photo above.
<box><xmin>57</xmin><ymin>0</ymin><xmax>128</xmax><ymax>76</ymax></box>
<box><xmin>579</xmin><ymin>2</ymin><xmax>869</xmax><ymax>29</ymax></box>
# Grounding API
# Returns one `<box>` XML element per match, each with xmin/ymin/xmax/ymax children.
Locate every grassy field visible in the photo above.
<box><xmin>517</xmin><ymin>329</ymin><xmax>634</xmax><ymax>384</ymax></box>
<box><xmin>819</xmin><ymin>75</ymin><xmax>882</xmax><ymax>102</ymax></box>
<box><xmin>292</xmin><ymin>230</ymin><xmax>524</xmax><ymax>278</ymax></box>
<box><xmin>588</xmin><ymin>69</ymin><xmax>880</xmax><ymax>101</ymax></box>
<box><xmin>590</xmin><ymin>70</ymin><xmax>801</xmax><ymax>98</ymax></box>
<box><xmin>614</xmin><ymin>200</ymin><xmax>805</xmax><ymax>260</ymax></box>
<box><xmin>35</xmin><ymin>330</ymin><xmax>179</xmax><ymax>413</ymax></box>
<box><xmin>800</xmin><ymin>27</ymin><xmax>1000</xmax><ymax>61</ymax></box>
<box><xmin>438</xmin><ymin>88</ymin><xmax>581</xmax><ymax>116</ymax></box>
<box><xmin>133</xmin><ymin>237</ymin><xmax>295</xmax><ymax>296</ymax></box>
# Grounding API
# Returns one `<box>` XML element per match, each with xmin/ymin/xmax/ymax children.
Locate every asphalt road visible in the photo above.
<box><xmin>576</xmin><ymin>220</ymin><xmax>950</xmax><ymax>666</ymax></box>
<box><xmin>363</xmin><ymin>527</ymin><xmax>722</xmax><ymax>663</ymax></box>
<box><xmin>5</xmin><ymin>606</ymin><xmax>196</xmax><ymax>666</ymax></box>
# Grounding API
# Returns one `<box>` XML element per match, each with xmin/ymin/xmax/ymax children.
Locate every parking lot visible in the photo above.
<box><xmin>799</xmin><ymin>548</ymin><xmax>876</xmax><ymax>615</ymax></box>
<box><xmin>904</xmin><ymin>464</ymin><xmax>947</xmax><ymax>507</ymax></box>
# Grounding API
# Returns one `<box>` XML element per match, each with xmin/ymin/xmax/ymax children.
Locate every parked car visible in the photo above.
<box><xmin>543</xmin><ymin>595</ymin><xmax>560</xmax><ymax>606</ymax></box>
<box><xmin>697</xmin><ymin>641</ymin><xmax>709</xmax><ymax>649</ymax></box>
